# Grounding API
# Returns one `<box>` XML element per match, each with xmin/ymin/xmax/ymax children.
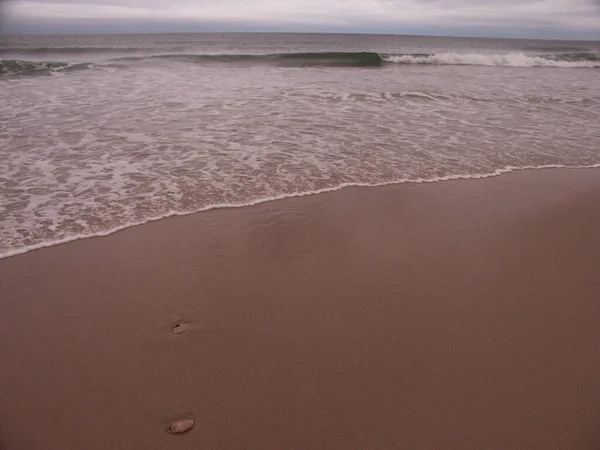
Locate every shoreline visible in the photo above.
<box><xmin>2</xmin><ymin>163</ymin><xmax>600</xmax><ymax>261</ymax></box>
<box><xmin>2</xmin><ymin>167</ymin><xmax>600</xmax><ymax>449</ymax></box>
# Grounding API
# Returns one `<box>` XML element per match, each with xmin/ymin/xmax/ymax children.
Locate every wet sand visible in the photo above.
<box><xmin>1</xmin><ymin>168</ymin><xmax>600</xmax><ymax>449</ymax></box>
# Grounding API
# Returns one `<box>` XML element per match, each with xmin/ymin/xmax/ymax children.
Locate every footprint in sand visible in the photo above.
<box><xmin>166</xmin><ymin>324</ymin><xmax>193</xmax><ymax>435</ymax></box>
<box><xmin>172</xmin><ymin>322</ymin><xmax>189</xmax><ymax>335</ymax></box>
<box><xmin>166</xmin><ymin>419</ymin><xmax>195</xmax><ymax>434</ymax></box>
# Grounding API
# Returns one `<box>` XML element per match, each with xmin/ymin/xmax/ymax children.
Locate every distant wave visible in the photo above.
<box><xmin>383</xmin><ymin>52</ymin><xmax>600</xmax><ymax>68</ymax></box>
<box><xmin>0</xmin><ymin>46</ymin><xmax>151</xmax><ymax>55</ymax></box>
<box><xmin>0</xmin><ymin>59</ymin><xmax>97</xmax><ymax>77</ymax></box>
<box><xmin>547</xmin><ymin>52</ymin><xmax>600</xmax><ymax>62</ymax></box>
<box><xmin>3</xmin><ymin>51</ymin><xmax>598</xmax><ymax>77</ymax></box>
<box><xmin>117</xmin><ymin>51</ymin><xmax>387</xmax><ymax>67</ymax></box>
<box><xmin>1</xmin><ymin>48</ymin><xmax>384</xmax><ymax>66</ymax></box>
<box><xmin>119</xmin><ymin>51</ymin><xmax>600</xmax><ymax>68</ymax></box>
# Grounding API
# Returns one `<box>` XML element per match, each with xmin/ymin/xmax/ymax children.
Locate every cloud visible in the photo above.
<box><xmin>3</xmin><ymin>0</ymin><xmax>600</xmax><ymax>38</ymax></box>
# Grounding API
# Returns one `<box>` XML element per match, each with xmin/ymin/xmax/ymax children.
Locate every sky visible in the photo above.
<box><xmin>2</xmin><ymin>0</ymin><xmax>600</xmax><ymax>39</ymax></box>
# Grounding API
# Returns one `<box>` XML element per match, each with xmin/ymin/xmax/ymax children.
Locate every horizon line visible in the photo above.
<box><xmin>2</xmin><ymin>30</ymin><xmax>600</xmax><ymax>43</ymax></box>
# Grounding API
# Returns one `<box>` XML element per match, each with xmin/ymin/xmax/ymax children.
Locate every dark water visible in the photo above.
<box><xmin>1</xmin><ymin>33</ymin><xmax>599</xmax><ymax>257</ymax></box>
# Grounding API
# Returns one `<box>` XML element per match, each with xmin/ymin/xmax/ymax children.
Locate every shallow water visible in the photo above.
<box><xmin>1</xmin><ymin>33</ymin><xmax>600</xmax><ymax>257</ymax></box>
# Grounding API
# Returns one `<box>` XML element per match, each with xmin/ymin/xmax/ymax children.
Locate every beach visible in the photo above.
<box><xmin>1</xmin><ymin>167</ymin><xmax>600</xmax><ymax>449</ymax></box>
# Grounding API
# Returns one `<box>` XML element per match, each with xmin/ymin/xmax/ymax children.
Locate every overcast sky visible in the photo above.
<box><xmin>2</xmin><ymin>0</ymin><xmax>600</xmax><ymax>39</ymax></box>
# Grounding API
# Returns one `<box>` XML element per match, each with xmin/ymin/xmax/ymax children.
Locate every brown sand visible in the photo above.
<box><xmin>1</xmin><ymin>168</ymin><xmax>600</xmax><ymax>449</ymax></box>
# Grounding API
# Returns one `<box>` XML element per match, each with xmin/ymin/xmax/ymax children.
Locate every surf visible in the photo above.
<box><xmin>383</xmin><ymin>52</ymin><xmax>600</xmax><ymax>68</ymax></box>
<box><xmin>0</xmin><ymin>59</ymin><xmax>94</xmax><ymax>77</ymax></box>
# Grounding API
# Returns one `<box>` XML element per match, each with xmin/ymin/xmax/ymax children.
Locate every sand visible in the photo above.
<box><xmin>1</xmin><ymin>168</ymin><xmax>600</xmax><ymax>449</ymax></box>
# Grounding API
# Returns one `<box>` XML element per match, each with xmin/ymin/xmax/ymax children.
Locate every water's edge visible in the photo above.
<box><xmin>2</xmin><ymin>164</ymin><xmax>599</xmax><ymax>261</ymax></box>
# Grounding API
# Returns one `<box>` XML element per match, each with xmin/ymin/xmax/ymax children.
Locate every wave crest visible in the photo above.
<box><xmin>4</xmin><ymin>51</ymin><xmax>597</xmax><ymax>75</ymax></box>
<box><xmin>0</xmin><ymin>59</ymin><xmax>94</xmax><ymax>77</ymax></box>
<box><xmin>383</xmin><ymin>52</ymin><xmax>600</xmax><ymax>68</ymax></box>
<box><xmin>118</xmin><ymin>52</ymin><xmax>385</xmax><ymax>67</ymax></box>
<box><xmin>126</xmin><ymin>51</ymin><xmax>600</xmax><ymax>69</ymax></box>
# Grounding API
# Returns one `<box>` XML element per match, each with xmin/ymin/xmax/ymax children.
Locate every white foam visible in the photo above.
<box><xmin>2</xmin><ymin>164</ymin><xmax>599</xmax><ymax>261</ymax></box>
<box><xmin>2</xmin><ymin>60</ymin><xmax>600</xmax><ymax>261</ymax></box>
<box><xmin>384</xmin><ymin>52</ymin><xmax>600</xmax><ymax>68</ymax></box>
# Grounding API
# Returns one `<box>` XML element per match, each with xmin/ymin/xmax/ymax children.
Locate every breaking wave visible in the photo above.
<box><xmin>3</xmin><ymin>51</ymin><xmax>598</xmax><ymax>76</ymax></box>
<box><xmin>119</xmin><ymin>51</ymin><xmax>600</xmax><ymax>68</ymax></box>
<box><xmin>0</xmin><ymin>59</ymin><xmax>94</xmax><ymax>77</ymax></box>
<box><xmin>383</xmin><ymin>52</ymin><xmax>600</xmax><ymax>68</ymax></box>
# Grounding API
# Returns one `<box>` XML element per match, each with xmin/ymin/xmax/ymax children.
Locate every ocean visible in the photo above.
<box><xmin>1</xmin><ymin>32</ymin><xmax>599</xmax><ymax>258</ymax></box>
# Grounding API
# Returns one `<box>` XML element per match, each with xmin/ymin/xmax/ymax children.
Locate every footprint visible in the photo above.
<box><xmin>172</xmin><ymin>322</ymin><xmax>189</xmax><ymax>335</ymax></box>
<box><xmin>166</xmin><ymin>419</ymin><xmax>195</xmax><ymax>434</ymax></box>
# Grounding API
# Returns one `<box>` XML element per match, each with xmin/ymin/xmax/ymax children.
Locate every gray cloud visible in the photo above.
<box><xmin>3</xmin><ymin>0</ymin><xmax>600</xmax><ymax>38</ymax></box>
